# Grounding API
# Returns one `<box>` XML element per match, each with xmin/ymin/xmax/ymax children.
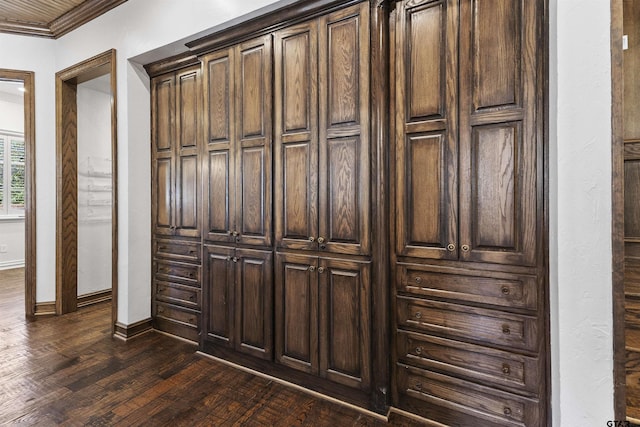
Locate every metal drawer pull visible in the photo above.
<box><xmin>189</xmin><ymin>295</ymin><xmax>195</xmax><ymax>301</ymax></box>
<box><xmin>414</xmin><ymin>276</ymin><xmax>422</xmax><ymax>284</ymax></box>
<box><xmin>189</xmin><ymin>249</ymin><xmax>196</xmax><ymax>254</ymax></box>
<box><xmin>414</xmin><ymin>312</ymin><xmax>422</xmax><ymax>319</ymax></box>
<box><xmin>446</xmin><ymin>243</ymin><xmax>455</xmax><ymax>251</ymax></box>
<box><xmin>461</xmin><ymin>244</ymin><xmax>470</xmax><ymax>252</ymax></box>
<box><xmin>188</xmin><ymin>272</ymin><xmax>194</xmax><ymax>278</ymax></box>
<box><xmin>226</xmin><ymin>256</ymin><xmax>231</xmax><ymax>261</ymax></box>
<box><xmin>504</xmin><ymin>407</ymin><xmax>512</xmax><ymax>416</ymax></box>
<box><xmin>318</xmin><ymin>267</ymin><xmax>325</xmax><ymax>274</ymax></box>
<box><xmin>501</xmin><ymin>286</ymin><xmax>510</xmax><ymax>295</ymax></box>
<box><xmin>415</xmin><ymin>347</ymin><xmax>422</xmax><ymax>355</ymax></box>
<box><xmin>158</xmin><ymin>246</ymin><xmax>167</xmax><ymax>251</ymax></box>
<box><xmin>309</xmin><ymin>265</ymin><xmax>316</xmax><ymax>272</ymax></box>
<box><xmin>189</xmin><ymin>317</ymin><xmax>195</xmax><ymax>323</ymax></box>
<box><xmin>415</xmin><ymin>382</ymin><xmax>422</xmax><ymax>391</ymax></box>
<box><xmin>232</xmin><ymin>231</ymin><xmax>239</xmax><ymax>237</ymax></box>
<box><xmin>309</xmin><ymin>236</ymin><xmax>315</xmax><ymax>242</ymax></box>
<box><xmin>232</xmin><ymin>257</ymin><xmax>238</xmax><ymax>263</ymax></box>
<box><xmin>502</xmin><ymin>364</ymin><xmax>511</xmax><ymax>374</ymax></box>
<box><xmin>502</xmin><ymin>325</ymin><xmax>511</xmax><ymax>335</ymax></box>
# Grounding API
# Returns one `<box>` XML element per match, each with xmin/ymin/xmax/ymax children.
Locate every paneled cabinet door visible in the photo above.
<box><xmin>275</xmin><ymin>252</ymin><xmax>371</xmax><ymax>390</ymax></box>
<box><xmin>457</xmin><ymin>0</ymin><xmax>540</xmax><ymax>266</ymax></box>
<box><xmin>275</xmin><ymin>3</ymin><xmax>371</xmax><ymax>256</ymax></box>
<box><xmin>395</xmin><ymin>0</ymin><xmax>459</xmax><ymax>260</ymax></box>
<box><xmin>203</xmin><ymin>246</ymin><xmax>273</xmax><ymax>359</ymax></box>
<box><xmin>203</xmin><ymin>36</ymin><xmax>272</xmax><ymax>246</ymax></box>
<box><xmin>152</xmin><ymin>66</ymin><xmax>202</xmax><ymax>238</ymax></box>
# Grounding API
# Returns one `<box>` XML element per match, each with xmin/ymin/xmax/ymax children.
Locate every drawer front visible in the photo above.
<box><xmin>155</xmin><ymin>302</ymin><xmax>199</xmax><ymax>327</ymax></box>
<box><xmin>154</xmin><ymin>239</ymin><xmax>201</xmax><ymax>262</ymax></box>
<box><xmin>398</xmin><ymin>264</ymin><xmax>537</xmax><ymax>310</ymax></box>
<box><xmin>155</xmin><ymin>260</ymin><xmax>200</xmax><ymax>286</ymax></box>
<box><xmin>397</xmin><ymin>364</ymin><xmax>540</xmax><ymax>426</ymax></box>
<box><xmin>397</xmin><ymin>296</ymin><xmax>538</xmax><ymax>352</ymax></box>
<box><xmin>397</xmin><ymin>331</ymin><xmax>540</xmax><ymax>394</ymax></box>
<box><xmin>156</xmin><ymin>281</ymin><xmax>200</xmax><ymax>309</ymax></box>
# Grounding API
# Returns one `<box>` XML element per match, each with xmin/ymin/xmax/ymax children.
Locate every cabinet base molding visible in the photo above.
<box><xmin>34</xmin><ymin>301</ymin><xmax>56</xmax><ymax>316</ymax></box>
<box><xmin>77</xmin><ymin>289</ymin><xmax>112</xmax><ymax>308</ymax></box>
<box><xmin>114</xmin><ymin>318</ymin><xmax>153</xmax><ymax>340</ymax></box>
<box><xmin>196</xmin><ymin>350</ymin><xmax>387</xmax><ymax>422</ymax></box>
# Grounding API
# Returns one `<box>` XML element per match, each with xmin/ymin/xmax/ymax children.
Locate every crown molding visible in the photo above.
<box><xmin>0</xmin><ymin>0</ymin><xmax>127</xmax><ymax>39</ymax></box>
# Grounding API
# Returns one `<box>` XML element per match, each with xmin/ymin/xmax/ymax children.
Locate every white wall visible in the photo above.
<box><xmin>549</xmin><ymin>0</ymin><xmax>614</xmax><ymax>425</ymax></box>
<box><xmin>0</xmin><ymin>91</ymin><xmax>24</xmax><ymax>132</ymax></box>
<box><xmin>0</xmin><ymin>0</ymin><xmax>619</xmax><ymax>424</ymax></box>
<box><xmin>77</xmin><ymin>78</ymin><xmax>112</xmax><ymax>295</ymax></box>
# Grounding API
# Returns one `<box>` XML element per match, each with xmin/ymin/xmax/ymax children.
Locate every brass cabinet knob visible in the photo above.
<box><xmin>414</xmin><ymin>276</ymin><xmax>422</xmax><ymax>284</ymax></box>
<box><xmin>446</xmin><ymin>243</ymin><xmax>455</xmax><ymax>251</ymax></box>
<box><xmin>415</xmin><ymin>346</ymin><xmax>422</xmax><ymax>355</ymax></box>
<box><xmin>232</xmin><ymin>257</ymin><xmax>238</xmax><ymax>263</ymax></box>
<box><xmin>504</xmin><ymin>407</ymin><xmax>512</xmax><ymax>416</ymax></box>
<box><xmin>501</xmin><ymin>286</ymin><xmax>510</xmax><ymax>295</ymax></box>
<box><xmin>317</xmin><ymin>237</ymin><xmax>325</xmax><ymax>244</ymax></box>
<box><xmin>232</xmin><ymin>231</ymin><xmax>239</xmax><ymax>237</ymax></box>
<box><xmin>414</xmin><ymin>311</ymin><xmax>422</xmax><ymax>319</ymax></box>
<box><xmin>461</xmin><ymin>244</ymin><xmax>470</xmax><ymax>252</ymax></box>
<box><xmin>318</xmin><ymin>267</ymin><xmax>325</xmax><ymax>274</ymax></box>
<box><xmin>415</xmin><ymin>382</ymin><xmax>423</xmax><ymax>391</ymax></box>
<box><xmin>502</xmin><ymin>325</ymin><xmax>511</xmax><ymax>335</ymax></box>
<box><xmin>309</xmin><ymin>236</ymin><xmax>315</xmax><ymax>242</ymax></box>
<box><xmin>309</xmin><ymin>265</ymin><xmax>316</xmax><ymax>272</ymax></box>
<box><xmin>502</xmin><ymin>364</ymin><xmax>511</xmax><ymax>374</ymax></box>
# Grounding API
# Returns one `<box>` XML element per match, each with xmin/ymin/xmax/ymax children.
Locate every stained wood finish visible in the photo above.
<box><xmin>202</xmin><ymin>35</ymin><xmax>272</xmax><ymax>246</ymax></box>
<box><xmin>0</xmin><ymin>68</ymin><xmax>37</xmax><ymax>317</ymax></box>
<box><xmin>394</xmin><ymin>0</ymin><xmax>458</xmax><ymax>260</ymax></box>
<box><xmin>0</xmin><ymin>0</ymin><xmax>127</xmax><ymax>38</ymax></box>
<box><xmin>275</xmin><ymin>252</ymin><xmax>371</xmax><ymax>391</ymax></box>
<box><xmin>275</xmin><ymin>4</ymin><xmax>371</xmax><ymax>256</ymax></box>
<box><xmin>0</xmin><ymin>269</ymin><xmax>421</xmax><ymax>426</ymax></box>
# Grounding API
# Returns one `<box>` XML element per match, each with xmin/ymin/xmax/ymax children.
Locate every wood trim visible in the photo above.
<box><xmin>77</xmin><ymin>289</ymin><xmax>112</xmax><ymax>307</ymax></box>
<box><xmin>55</xmin><ymin>50</ymin><xmax>118</xmax><ymax>330</ymax></box>
<box><xmin>612</xmin><ymin>0</ymin><xmax>626</xmax><ymax>420</ymax></box>
<box><xmin>144</xmin><ymin>54</ymin><xmax>200</xmax><ymax>79</ymax></box>
<box><xmin>34</xmin><ymin>301</ymin><xmax>56</xmax><ymax>316</ymax></box>
<box><xmin>114</xmin><ymin>318</ymin><xmax>153</xmax><ymax>340</ymax></box>
<box><xmin>0</xmin><ymin>69</ymin><xmax>37</xmax><ymax>318</ymax></box>
<box><xmin>370</xmin><ymin>0</ymin><xmax>390</xmax><ymax>413</ymax></box>
<box><xmin>0</xmin><ymin>0</ymin><xmax>127</xmax><ymax>39</ymax></box>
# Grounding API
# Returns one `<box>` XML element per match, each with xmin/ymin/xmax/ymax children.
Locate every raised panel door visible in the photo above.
<box><xmin>318</xmin><ymin>257</ymin><xmax>371</xmax><ymax>391</ymax></box>
<box><xmin>236</xmin><ymin>36</ymin><xmax>273</xmax><ymax>247</ymax></box>
<box><xmin>203</xmin><ymin>49</ymin><xmax>236</xmax><ymax>243</ymax></box>
<box><xmin>318</xmin><ymin>3</ymin><xmax>371</xmax><ymax>256</ymax></box>
<box><xmin>204</xmin><ymin>245</ymin><xmax>235</xmax><ymax>346</ymax></box>
<box><xmin>458</xmin><ymin>0</ymin><xmax>539</xmax><ymax>266</ymax></box>
<box><xmin>175</xmin><ymin>66</ymin><xmax>202</xmax><ymax>238</ymax></box>
<box><xmin>395</xmin><ymin>0</ymin><xmax>458</xmax><ymax>260</ymax></box>
<box><xmin>235</xmin><ymin>248</ymin><xmax>273</xmax><ymax>360</ymax></box>
<box><xmin>274</xmin><ymin>21</ymin><xmax>319</xmax><ymax>251</ymax></box>
<box><xmin>275</xmin><ymin>252</ymin><xmax>319</xmax><ymax>374</ymax></box>
<box><xmin>152</xmin><ymin>74</ymin><xmax>175</xmax><ymax>236</ymax></box>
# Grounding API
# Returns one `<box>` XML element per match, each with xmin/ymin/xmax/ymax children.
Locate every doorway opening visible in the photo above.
<box><xmin>55</xmin><ymin>50</ymin><xmax>117</xmax><ymax>332</ymax></box>
<box><xmin>0</xmin><ymin>69</ymin><xmax>36</xmax><ymax>317</ymax></box>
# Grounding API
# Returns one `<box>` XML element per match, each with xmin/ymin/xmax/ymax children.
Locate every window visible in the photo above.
<box><xmin>0</xmin><ymin>130</ymin><xmax>25</xmax><ymax>216</ymax></box>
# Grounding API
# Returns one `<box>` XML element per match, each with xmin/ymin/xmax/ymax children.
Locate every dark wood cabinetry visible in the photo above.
<box><xmin>151</xmin><ymin>66</ymin><xmax>203</xmax><ymax>342</ymax></box>
<box><xmin>391</xmin><ymin>0</ymin><xmax>546</xmax><ymax>425</ymax></box>
<box><xmin>147</xmin><ymin>0</ymin><xmax>548</xmax><ymax>424</ymax></box>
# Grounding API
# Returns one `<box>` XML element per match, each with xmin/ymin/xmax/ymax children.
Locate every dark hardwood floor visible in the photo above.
<box><xmin>0</xmin><ymin>268</ymin><xmax>421</xmax><ymax>426</ymax></box>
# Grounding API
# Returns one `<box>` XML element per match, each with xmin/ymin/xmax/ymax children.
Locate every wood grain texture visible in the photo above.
<box><xmin>0</xmin><ymin>268</ymin><xmax>421</xmax><ymax>426</ymax></box>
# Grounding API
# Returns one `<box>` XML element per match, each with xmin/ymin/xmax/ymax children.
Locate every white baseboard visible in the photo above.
<box><xmin>0</xmin><ymin>260</ymin><xmax>25</xmax><ymax>270</ymax></box>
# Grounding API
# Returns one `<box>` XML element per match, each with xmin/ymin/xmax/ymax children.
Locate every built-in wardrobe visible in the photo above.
<box><xmin>147</xmin><ymin>1</ymin><xmax>548</xmax><ymax>425</ymax></box>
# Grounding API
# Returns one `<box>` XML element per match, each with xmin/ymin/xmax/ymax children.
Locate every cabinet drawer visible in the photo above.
<box><xmin>155</xmin><ymin>302</ymin><xmax>199</xmax><ymax>327</ymax></box>
<box><xmin>398</xmin><ymin>264</ymin><xmax>537</xmax><ymax>310</ymax></box>
<box><xmin>397</xmin><ymin>331</ymin><xmax>540</xmax><ymax>394</ymax></box>
<box><xmin>397</xmin><ymin>296</ymin><xmax>538</xmax><ymax>352</ymax></box>
<box><xmin>156</xmin><ymin>281</ymin><xmax>200</xmax><ymax>309</ymax></box>
<box><xmin>397</xmin><ymin>364</ymin><xmax>540</xmax><ymax>426</ymax></box>
<box><xmin>154</xmin><ymin>239</ymin><xmax>201</xmax><ymax>262</ymax></box>
<box><xmin>155</xmin><ymin>260</ymin><xmax>200</xmax><ymax>286</ymax></box>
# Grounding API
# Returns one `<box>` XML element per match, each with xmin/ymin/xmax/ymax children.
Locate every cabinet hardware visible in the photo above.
<box><xmin>189</xmin><ymin>249</ymin><xmax>196</xmax><ymax>254</ymax></box>
<box><xmin>232</xmin><ymin>257</ymin><xmax>238</xmax><ymax>263</ymax></box>
<box><xmin>309</xmin><ymin>236</ymin><xmax>315</xmax><ymax>242</ymax></box>
<box><xmin>226</xmin><ymin>256</ymin><xmax>231</xmax><ymax>261</ymax></box>
<box><xmin>446</xmin><ymin>243</ymin><xmax>455</xmax><ymax>251</ymax></box>
<box><xmin>461</xmin><ymin>244</ymin><xmax>470</xmax><ymax>252</ymax></box>
<box><xmin>501</xmin><ymin>286</ymin><xmax>510</xmax><ymax>295</ymax></box>
<box><xmin>318</xmin><ymin>267</ymin><xmax>325</xmax><ymax>274</ymax></box>
<box><xmin>309</xmin><ymin>265</ymin><xmax>316</xmax><ymax>272</ymax></box>
<box><xmin>414</xmin><ymin>311</ymin><xmax>422</xmax><ymax>319</ymax></box>
<box><xmin>232</xmin><ymin>231</ymin><xmax>239</xmax><ymax>237</ymax></box>
<box><xmin>414</xmin><ymin>276</ymin><xmax>422</xmax><ymax>284</ymax></box>
<box><xmin>502</xmin><ymin>364</ymin><xmax>511</xmax><ymax>374</ymax></box>
<box><xmin>317</xmin><ymin>237</ymin><xmax>325</xmax><ymax>244</ymax></box>
<box><xmin>502</xmin><ymin>325</ymin><xmax>511</xmax><ymax>335</ymax></box>
<box><xmin>503</xmin><ymin>407</ymin><xmax>512</xmax><ymax>416</ymax></box>
<box><xmin>415</xmin><ymin>346</ymin><xmax>422</xmax><ymax>355</ymax></box>
<box><xmin>415</xmin><ymin>382</ymin><xmax>423</xmax><ymax>391</ymax></box>
<box><xmin>189</xmin><ymin>295</ymin><xmax>195</xmax><ymax>301</ymax></box>
<box><xmin>158</xmin><ymin>246</ymin><xmax>167</xmax><ymax>251</ymax></box>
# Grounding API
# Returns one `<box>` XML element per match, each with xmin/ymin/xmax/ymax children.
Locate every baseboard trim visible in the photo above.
<box><xmin>77</xmin><ymin>289</ymin><xmax>112</xmax><ymax>308</ymax></box>
<box><xmin>0</xmin><ymin>260</ymin><xmax>25</xmax><ymax>270</ymax></box>
<box><xmin>34</xmin><ymin>301</ymin><xmax>56</xmax><ymax>316</ymax></box>
<box><xmin>113</xmin><ymin>318</ymin><xmax>153</xmax><ymax>340</ymax></box>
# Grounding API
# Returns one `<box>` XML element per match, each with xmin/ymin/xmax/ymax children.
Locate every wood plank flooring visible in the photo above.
<box><xmin>0</xmin><ymin>268</ymin><xmax>420</xmax><ymax>426</ymax></box>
